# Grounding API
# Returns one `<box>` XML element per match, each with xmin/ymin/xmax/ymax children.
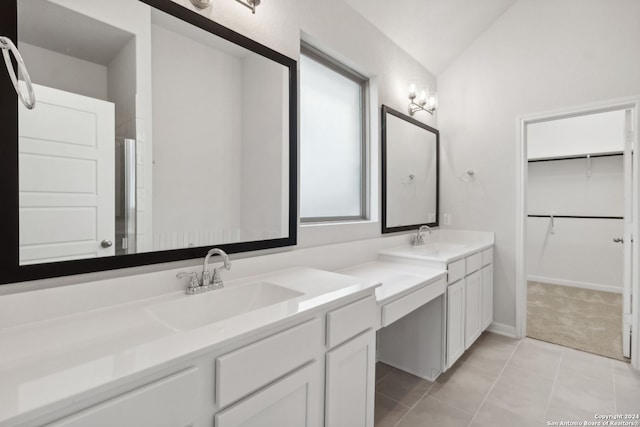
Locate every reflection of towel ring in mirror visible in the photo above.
<box><xmin>402</xmin><ymin>174</ymin><xmax>416</xmax><ymax>184</ymax></box>
<box><xmin>0</xmin><ymin>36</ymin><xmax>36</xmax><ymax>109</ymax></box>
<box><xmin>458</xmin><ymin>170</ymin><xmax>475</xmax><ymax>182</ymax></box>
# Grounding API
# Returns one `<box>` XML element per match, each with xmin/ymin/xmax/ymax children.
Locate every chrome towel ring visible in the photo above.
<box><xmin>0</xmin><ymin>36</ymin><xmax>36</xmax><ymax>109</ymax></box>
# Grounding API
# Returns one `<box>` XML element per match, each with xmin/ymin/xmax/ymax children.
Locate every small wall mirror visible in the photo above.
<box><xmin>0</xmin><ymin>0</ymin><xmax>297</xmax><ymax>283</ymax></box>
<box><xmin>381</xmin><ymin>105</ymin><xmax>439</xmax><ymax>233</ymax></box>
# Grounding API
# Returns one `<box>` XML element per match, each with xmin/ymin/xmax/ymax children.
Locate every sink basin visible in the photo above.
<box><xmin>147</xmin><ymin>282</ymin><xmax>304</xmax><ymax>331</ymax></box>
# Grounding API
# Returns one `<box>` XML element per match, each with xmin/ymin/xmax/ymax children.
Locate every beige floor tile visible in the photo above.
<box><xmin>376</xmin><ymin>368</ymin><xmax>433</xmax><ymax>407</ymax></box>
<box><xmin>374</xmin><ymin>392</ymin><xmax>410</xmax><ymax>427</ymax></box>
<box><xmin>548</xmin><ymin>369</ymin><xmax>615</xmax><ymax>416</ymax></box>
<box><xmin>545</xmin><ymin>403</ymin><xmax>602</xmax><ymax>423</ymax></box>
<box><xmin>613</xmin><ymin>360</ymin><xmax>640</xmax><ymax>389</ymax></box>
<box><xmin>560</xmin><ymin>347</ymin><xmax>614</xmax><ymax>382</ymax></box>
<box><xmin>396</xmin><ymin>396</ymin><xmax>473</xmax><ymax>427</ymax></box>
<box><xmin>484</xmin><ymin>364</ymin><xmax>554</xmax><ymax>420</ymax></box>
<box><xmin>427</xmin><ymin>360</ymin><xmax>497</xmax><ymax>414</ymax></box>
<box><xmin>472</xmin><ymin>400</ymin><xmax>543</xmax><ymax>427</ymax></box>
<box><xmin>613</xmin><ymin>361</ymin><xmax>640</xmax><ymax>412</ymax></box>
<box><xmin>376</xmin><ymin>362</ymin><xmax>395</xmax><ymax>384</ymax></box>
<box><xmin>460</xmin><ymin>333</ymin><xmax>518</xmax><ymax>375</ymax></box>
<box><xmin>508</xmin><ymin>338</ymin><xmax>562</xmax><ymax>378</ymax></box>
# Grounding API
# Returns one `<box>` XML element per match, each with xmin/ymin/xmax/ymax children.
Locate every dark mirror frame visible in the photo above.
<box><xmin>381</xmin><ymin>105</ymin><xmax>439</xmax><ymax>234</ymax></box>
<box><xmin>0</xmin><ymin>0</ymin><xmax>298</xmax><ymax>284</ymax></box>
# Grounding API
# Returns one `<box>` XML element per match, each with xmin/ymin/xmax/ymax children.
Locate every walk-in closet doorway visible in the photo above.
<box><xmin>516</xmin><ymin>99</ymin><xmax>640</xmax><ymax>368</ymax></box>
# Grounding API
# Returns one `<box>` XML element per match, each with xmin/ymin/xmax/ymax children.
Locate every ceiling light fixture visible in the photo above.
<box><xmin>408</xmin><ymin>83</ymin><xmax>437</xmax><ymax>116</ymax></box>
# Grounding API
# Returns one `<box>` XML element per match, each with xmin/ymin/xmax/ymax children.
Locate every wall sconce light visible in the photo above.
<box><xmin>190</xmin><ymin>0</ymin><xmax>262</xmax><ymax>13</ymax></box>
<box><xmin>190</xmin><ymin>0</ymin><xmax>212</xmax><ymax>9</ymax></box>
<box><xmin>408</xmin><ymin>84</ymin><xmax>437</xmax><ymax>116</ymax></box>
<box><xmin>235</xmin><ymin>0</ymin><xmax>261</xmax><ymax>13</ymax></box>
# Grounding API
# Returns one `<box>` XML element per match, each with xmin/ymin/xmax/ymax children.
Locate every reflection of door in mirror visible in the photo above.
<box><xmin>19</xmin><ymin>83</ymin><xmax>115</xmax><ymax>264</ymax></box>
<box><xmin>15</xmin><ymin>0</ymin><xmax>291</xmax><ymax>267</ymax></box>
<box><xmin>17</xmin><ymin>0</ymin><xmax>140</xmax><ymax>265</ymax></box>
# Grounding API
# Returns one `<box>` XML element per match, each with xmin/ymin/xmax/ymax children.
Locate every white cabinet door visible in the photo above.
<box><xmin>215</xmin><ymin>362</ymin><xmax>321</xmax><ymax>427</ymax></box>
<box><xmin>325</xmin><ymin>330</ymin><xmax>375</xmax><ymax>427</ymax></box>
<box><xmin>481</xmin><ymin>264</ymin><xmax>493</xmax><ymax>330</ymax></box>
<box><xmin>446</xmin><ymin>279</ymin><xmax>466</xmax><ymax>369</ymax></box>
<box><xmin>465</xmin><ymin>270</ymin><xmax>482</xmax><ymax>349</ymax></box>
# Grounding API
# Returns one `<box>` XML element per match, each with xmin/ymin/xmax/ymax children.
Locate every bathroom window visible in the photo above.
<box><xmin>300</xmin><ymin>43</ymin><xmax>368</xmax><ymax>222</ymax></box>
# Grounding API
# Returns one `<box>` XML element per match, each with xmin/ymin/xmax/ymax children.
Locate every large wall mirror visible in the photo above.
<box><xmin>381</xmin><ymin>105</ymin><xmax>439</xmax><ymax>234</ymax></box>
<box><xmin>0</xmin><ymin>0</ymin><xmax>297</xmax><ymax>283</ymax></box>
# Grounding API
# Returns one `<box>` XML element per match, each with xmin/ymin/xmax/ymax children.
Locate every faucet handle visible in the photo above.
<box><xmin>176</xmin><ymin>271</ymin><xmax>200</xmax><ymax>291</ymax></box>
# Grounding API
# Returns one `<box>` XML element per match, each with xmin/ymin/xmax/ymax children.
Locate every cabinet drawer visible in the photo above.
<box><xmin>49</xmin><ymin>368</ymin><xmax>199</xmax><ymax>427</ymax></box>
<box><xmin>466</xmin><ymin>252</ymin><xmax>482</xmax><ymax>274</ymax></box>
<box><xmin>381</xmin><ymin>278</ymin><xmax>446</xmax><ymax>327</ymax></box>
<box><xmin>216</xmin><ymin>318</ymin><xmax>321</xmax><ymax>408</ymax></box>
<box><xmin>482</xmin><ymin>248</ymin><xmax>493</xmax><ymax>266</ymax></box>
<box><xmin>326</xmin><ymin>295</ymin><xmax>376</xmax><ymax>348</ymax></box>
<box><xmin>447</xmin><ymin>259</ymin><xmax>465</xmax><ymax>284</ymax></box>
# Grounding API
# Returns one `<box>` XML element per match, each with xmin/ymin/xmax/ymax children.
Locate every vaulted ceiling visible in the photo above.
<box><xmin>343</xmin><ymin>0</ymin><xmax>518</xmax><ymax>75</ymax></box>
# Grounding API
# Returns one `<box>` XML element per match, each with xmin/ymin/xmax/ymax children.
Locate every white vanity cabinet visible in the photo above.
<box><xmin>464</xmin><ymin>270</ymin><xmax>482</xmax><ymax>348</ymax></box>
<box><xmin>446</xmin><ymin>278</ymin><xmax>466</xmax><ymax>367</ymax></box>
<box><xmin>324</xmin><ymin>296</ymin><xmax>377</xmax><ymax>427</ymax></box>
<box><xmin>481</xmin><ymin>257</ymin><xmax>494</xmax><ymax>330</ymax></box>
<box><xmin>445</xmin><ymin>247</ymin><xmax>494</xmax><ymax>369</ymax></box>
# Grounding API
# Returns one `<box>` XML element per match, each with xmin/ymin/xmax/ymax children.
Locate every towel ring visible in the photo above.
<box><xmin>1</xmin><ymin>36</ymin><xmax>36</xmax><ymax>110</ymax></box>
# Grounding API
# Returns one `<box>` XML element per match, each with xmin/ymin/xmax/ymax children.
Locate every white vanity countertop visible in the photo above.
<box><xmin>378</xmin><ymin>229</ymin><xmax>495</xmax><ymax>263</ymax></box>
<box><xmin>338</xmin><ymin>261</ymin><xmax>446</xmax><ymax>305</ymax></box>
<box><xmin>0</xmin><ymin>267</ymin><xmax>379</xmax><ymax>426</ymax></box>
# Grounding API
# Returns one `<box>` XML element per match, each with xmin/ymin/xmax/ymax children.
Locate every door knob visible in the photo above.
<box><xmin>613</xmin><ymin>237</ymin><xmax>624</xmax><ymax>243</ymax></box>
<box><xmin>101</xmin><ymin>240</ymin><xmax>113</xmax><ymax>248</ymax></box>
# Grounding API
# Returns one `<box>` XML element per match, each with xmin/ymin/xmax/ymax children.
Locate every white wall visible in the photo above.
<box><xmin>528</xmin><ymin>109</ymin><xmax>626</xmax><ymax>160</ymax></box>
<box><xmin>151</xmin><ymin>23</ymin><xmax>244</xmax><ymax>246</ymax></box>
<box><xmin>18</xmin><ymin>42</ymin><xmax>108</xmax><ymax>100</ymax></box>
<box><xmin>240</xmin><ymin>54</ymin><xmax>288</xmax><ymax>240</ymax></box>
<box><xmin>107</xmin><ymin>37</ymin><xmax>137</xmax><ymax>139</ymax></box>
<box><xmin>438</xmin><ymin>0</ymin><xmax>640</xmax><ymax>329</ymax></box>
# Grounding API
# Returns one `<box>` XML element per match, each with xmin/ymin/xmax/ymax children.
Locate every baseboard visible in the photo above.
<box><xmin>487</xmin><ymin>322</ymin><xmax>517</xmax><ymax>338</ymax></box>
<box><xmin>527</xmin><ymin>275</ymin><xmax>622</xmax><ymax>294</ymax></box>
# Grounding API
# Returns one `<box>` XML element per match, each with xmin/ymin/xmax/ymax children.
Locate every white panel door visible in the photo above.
<box><xmin>325</xmin><ymin>330</ymin><xmax>375</xmax><ymax>427</ymax></box>
<box><xmin>19</xmin><ymin>83</ymin><xmax>115</xmax><ymax>264</ymax></box>
<box><xmin>464</xmin><ymin>271</ymin><xmax>482</xmax><ymax>349</ymax></box>
<box><xmin>446</xmin><ymin>279</ymin><xmax>465</xmax><ymax>369</ymax></box>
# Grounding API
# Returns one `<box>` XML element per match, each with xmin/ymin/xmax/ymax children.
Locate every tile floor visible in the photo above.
<box><xmin>375</xmin><ymin>332</ymin><xmax>640</xmax><ymax>427</ymax></box>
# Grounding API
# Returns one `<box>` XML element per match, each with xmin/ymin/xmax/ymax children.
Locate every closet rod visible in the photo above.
<box><xmin>528</xmin><ymin>214</ymin><xmax>623</xmax><ymax>220</ymax></box>
<box><xmin>528</xmin><ymin>152</ymin><xmax>623</xmax><ymax>163</ymax></box>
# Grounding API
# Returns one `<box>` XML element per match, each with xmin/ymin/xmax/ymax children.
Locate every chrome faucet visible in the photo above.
<box><xmin>176</xmin><ymin>248</ymin><xmax>232</xmax><ymax>295</ymax></box>
<box><xmin>203</xmin><ymin>248</ymin><xmax>231</xmax><ymax>288</ymax></box>
<box><xmin>412</xmin><ymin>225</ymin><xmax>432</xmax><ymax>246</ymax></box>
